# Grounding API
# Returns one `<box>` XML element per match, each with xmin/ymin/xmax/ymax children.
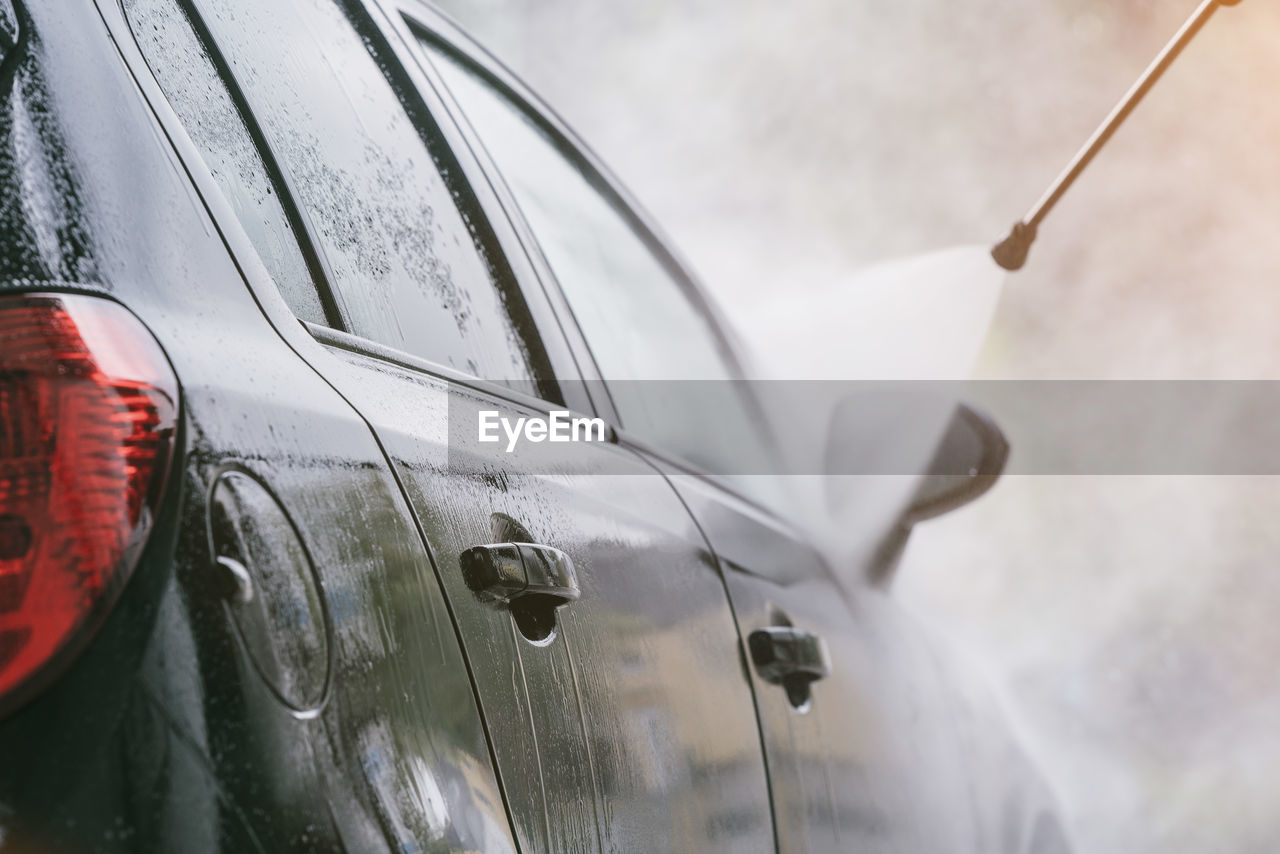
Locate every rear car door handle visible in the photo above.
<box><xmin>460</xmin><ymin>542</ymin><xmax>580</xmax><ymax>609</ymax></box>
<box><xmin>748</xmin><ymin>627</ymin><xmax>831</xmax><ymax>708</ymax></box>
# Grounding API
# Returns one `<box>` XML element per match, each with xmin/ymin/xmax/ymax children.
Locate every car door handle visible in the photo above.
<box><xmin>748</xmin><ymin>627</ymin><xmax>831</xmax><ymax>698</ymax></box>
<box><xmin>460</xmin><ymin>542</ymin><xmax>581</xmax><ymax>609</ymax></box>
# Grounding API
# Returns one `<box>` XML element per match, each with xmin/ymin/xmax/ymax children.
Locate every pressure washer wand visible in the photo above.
<box><xmin>991</xmin><ymin>0</ymin><xmax>1243</xmax><ymax>271</ymax></box>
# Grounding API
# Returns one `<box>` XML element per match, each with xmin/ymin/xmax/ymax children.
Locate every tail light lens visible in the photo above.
<box><xmin>0</xmin><ymin>293</ymin><xmax>177</xmax><ymax>708</ymax></box>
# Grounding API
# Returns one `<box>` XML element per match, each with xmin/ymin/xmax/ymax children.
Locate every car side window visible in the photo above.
<box><xmin>418</xmin><ymin>37</ymin><xmax>779</xmax><ymax>479</ymax></box>
<box><xmin>125</xmin><ymin>0</ymin><xmax>554</xmax><ymax>391</ymax></box>
<box><xmin>123</xmin><ymin>0</ymin><xmax>328</xmax><ymax>326</ymax></box>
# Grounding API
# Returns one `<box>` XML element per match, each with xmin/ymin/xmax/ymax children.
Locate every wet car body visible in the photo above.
<box><xmin>0</xmin><ymin>0</ymin><xmax>1067</xmax><ymax>852</ymax></box>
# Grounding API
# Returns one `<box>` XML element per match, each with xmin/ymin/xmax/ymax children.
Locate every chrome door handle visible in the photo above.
<box><xmin>748</xmin><ymin>627</ymin><xmax>831</xmax><ymax>707</ymax></box>
<box><xmin>460</xmin><ymin>542</ymin><xmax>580</xmax><ymax>609</ymax></box>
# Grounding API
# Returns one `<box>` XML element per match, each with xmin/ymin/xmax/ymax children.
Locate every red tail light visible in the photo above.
<box><xmin>0</xmin><ymin>293</ymin><xmax>177</xmax><ymax>708</ymax></box>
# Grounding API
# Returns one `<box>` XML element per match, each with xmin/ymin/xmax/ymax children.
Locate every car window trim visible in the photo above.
<box><xmin>305</xmin><ymin>320</ymin><xmax>610</xmax><ymax>424</ymax></box>
<box><xmin>177</xmin><ymin>0</ymin><xmax>587</xmax><ymax>409</ymax></box>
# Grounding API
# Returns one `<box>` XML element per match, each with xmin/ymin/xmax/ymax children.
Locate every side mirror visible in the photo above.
<box><xmin>819</xmin><ymin>397</ymin><xmax>1009</xmax><ymax>585</ymax></box>
<box><xmin>822</xmin><ymin>391</ymin><xmax>1008</xmax><ymax>522</ymax></box>
<box><xmin>901</xmin><ymin>402</ymin><xmax>1009</xmax><ymax>525</ymax></box>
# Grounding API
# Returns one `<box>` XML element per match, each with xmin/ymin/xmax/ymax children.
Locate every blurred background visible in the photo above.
<box><xmin>429</xmin><ymin>1</ymin><xmax>1280</xmax><ymax>851</ymax></box>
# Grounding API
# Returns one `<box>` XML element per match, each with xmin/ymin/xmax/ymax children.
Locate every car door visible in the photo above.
<box><xmin>400</xmin><ymin>18</ymin><xmax>1037</xmax><ymax>854</ymax></box>
<box><xmin>669</xmin><ymin>479</ymin><xmax>996</xmax><ymax>853</ymax></box>
<box><xmin>130</xmin><ymin>0</ymin><xmax>778</xmax><ymax>852</ymax></box>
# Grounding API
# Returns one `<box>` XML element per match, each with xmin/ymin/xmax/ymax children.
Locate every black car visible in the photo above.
<box><xmin>0</xmin><ymin>0</ymin><xmax>1069</xmax><ymax>851</ymax></box>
